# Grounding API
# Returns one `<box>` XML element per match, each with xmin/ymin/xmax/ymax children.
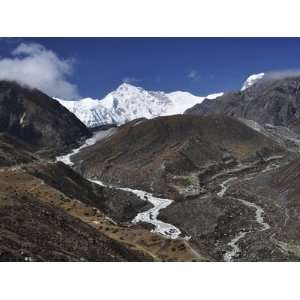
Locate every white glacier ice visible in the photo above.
<box><xmin>241</xmin><ymin>73</ymin><xmax>265</xmax><ymax>91</ymax></box>
<box><xmin>56</xmin><ymin>83</ymin><xmax>223</xmax><ymax>127</ymax></box>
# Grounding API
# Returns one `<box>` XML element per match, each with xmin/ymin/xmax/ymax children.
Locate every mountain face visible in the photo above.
<box><xmin>0</xmin><ymin>155</ymin><xmax>202</xmax><ymax>261</ymax></box>
<box><xmin>0</xmin><ymin>81</ymin><xmax>91</xmax><ymax>155</ymax></box>
<box><xmin>185</xmin><ymin>75</ymin><xmax>300</xmax><ymax>134</ymax></box>
<box><xmin>25</xmin><ymin>161</ymin><xmax>152</xmax><ymax>224</ymax></box>
<box><xmin>0</xmin><ymin>160</ymin><xmax>153</xmax><ymax>261</ymax></box>
<box><xmin>69</xmin><ymin>114</ymin><xmax>300</xmax><ymax>261</ymax></box>
<box><xmin>0</xmin><ymin>133</ymin><xmax>37</xmax><ymax>167</ymax></box>
<box><xmin>57</xmin><ymin>83</ymin><xmax>223</xmax><ymax>127</ymax></box>
<box><xmin>70</xmin><ymin>114</ymin><xmax>285</xmax><ymax>199</ymax></box>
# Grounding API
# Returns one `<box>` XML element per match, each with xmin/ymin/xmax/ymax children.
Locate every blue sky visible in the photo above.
<box><xmin>0</xmin><ymin>38</ymin><xmax>300</xmax><ymax>99</ymax></box>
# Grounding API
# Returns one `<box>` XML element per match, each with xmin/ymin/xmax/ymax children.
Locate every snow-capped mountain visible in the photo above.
<box><xmin>56</xmin><ymin>83</ymin><xmax>223</xmax><ymax>127</ymax></box>
<box><xmin>241</xmin><ymin>73</ymin><xmax>265</xmax><ymax>91</ymax></box>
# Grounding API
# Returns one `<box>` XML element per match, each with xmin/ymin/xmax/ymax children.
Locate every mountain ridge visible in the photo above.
<box><xmin>56</xmin><ymin>83</ymin><xmax>223</xmax><ymax>127</ymax></box>
<box><xmin>185</xmin><ymin>75</ymin><xmax>300</xmax><ymax>134</ymax></box>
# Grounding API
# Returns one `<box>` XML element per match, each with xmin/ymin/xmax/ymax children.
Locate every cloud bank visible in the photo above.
<box><xmin>0</xmin><ymin>43</ymin><xmax>79</xmax><ymax>99</ymax></box>
<box><xmin>265</xmin><ymin>69</ymin><xmax>300</xmax><ymax>80</ymax></box>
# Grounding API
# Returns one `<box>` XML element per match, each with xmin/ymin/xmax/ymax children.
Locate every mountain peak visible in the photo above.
<box><xmin>57</xmin><ymin>85</ymin><xmax>210</xmax><ymax>127</ymax></box>
<box><xmin>116</xmin><ymin>82</ymin><xmax>141</xmax><ymax>92</ymax></box>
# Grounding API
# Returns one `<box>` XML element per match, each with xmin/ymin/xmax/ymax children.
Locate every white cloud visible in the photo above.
<box><xmin>122</xmin><ymin>77</ymin><xmax>140</xmax><ymax>84</ymax></box>
<box><xmin>265</xmin><ymin>69</ymin><xmax>300</xmax><ymax>80</ymax></box>
<box><xmin>0</xmin><ymin>43</ymin><xmax>79</xmax><ymax>99</ymax></box>
<box><xmin>188</xmin><ymin>70</ymin><xmax>200</xmax><ymax>81</ymax></box>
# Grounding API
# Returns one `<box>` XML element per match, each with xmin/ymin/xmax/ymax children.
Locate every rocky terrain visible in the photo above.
<box><xmin>63</xmin><ymin>75</ymin><xmax>300</xmax><ymax>261</ymax></box>
<box><xmin>139</xmin><ymin>74</ymin><xmax>300</xmax><ymax>261</ymax></box>
<box><xmin>71</xmin><ymin>114</ymin><xmax>285</xmax><ymax>199</ymax></box>
<box><xmin>0</xmin><ymin>81</ymin><xmax>90</xmax><ymax>156</ymax></box>
<box><xmin>159</xmin><ymin>155</ymin><xmax>299</xmax><ymax>261</ymax></box>
<box><xmin>0</xmin><ymin>163</ymin><xmax>149</xmax><ymax>261</ymax></box>
<box><xmin>0</xmin><ymin>185</ymin><xmax>149</xmax><ymax>262</ymax></box>
<box><xmin>3</xmin><ymin>75</ymin><xmax>300</xmax><ymax>262</ymax></box>
<box><xmin>0</xmin><ymin>133</ymin><xmax>37</xmax><ymax>167</ymax></box>
<box><xmin>0</xmin><ymin>155</ymin><xmax>206</xmax><ymax>261</ymax></box>
<box><xmin>185</xmin><ymin>74</ymin><xmax>300</xmax><ymax>155</ymax></box>
<box><xmin>185</xmin><ymin>75</ymin><xmax>300</xmax><ymax>134</ymax></box>
<box><xmin>185</xmin><ymin>75</ymin><xmax>300</xmax><ymax>158</ymax></box>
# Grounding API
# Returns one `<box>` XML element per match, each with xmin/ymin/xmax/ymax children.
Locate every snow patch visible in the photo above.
<box><xmin>205</xmin><ymin>92</ymin><xmax>224</xmax><ymax>99</ymax></box>
<box><xmin>241</xmin><ymin>73</ymin><xmax>265</xmax><ymax>91</ymax></box>
<box><xmin>56</xmin><ymin>128</ymin><xmax>116</xmax><ymax>166</ymax></box>
<box><xmin>56</xmin><ymin>83</ymin><xmax>223</xmax><ymax>127</ymax></box>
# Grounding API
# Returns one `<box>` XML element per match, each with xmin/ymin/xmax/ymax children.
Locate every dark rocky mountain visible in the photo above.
<box><xmin>0</xmin><ymin>191</ymin><xmax>150</xmax><ymax>262</ymax></box>
<box><xmin>0</xmin><ymin>161</ymin><xmax>151</xmax><ymax>261</ymax></box>
<box><xmin>0</xmin><ymin>133</ymin><xmax>37</xmax><ymax>167</ymax></box>
<box><xmin>0</xmin><ymin>81</ymin><xmax>91</xmax><ymax>156</ymax></box>
<box><xmin>23</xmin><ymin>161</ymin><xmax>152</xmax><ymax>224</ymax></box>
<box><xmin>0</xmin><ymin>141</ymin><xmax>203</xmax><ymax>261</ymax></box>
<box><xmin>71</xmin><ymin>114</ymin><xmax>286</xmax><ymax>199</ymax></box>
<box><xmin>185</xmin><ymin>76</ymin><xmax>300</xmax><ymax>134</ymax></box>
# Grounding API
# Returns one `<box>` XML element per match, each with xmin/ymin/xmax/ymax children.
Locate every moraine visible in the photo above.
<box><xmin>56</xmin><ymin>131</ymin><xmax>186</xmax><ymax>240</ymax></box>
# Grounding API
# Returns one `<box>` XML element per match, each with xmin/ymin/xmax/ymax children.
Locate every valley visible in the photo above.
<box><xmin>2</xmin><ymin>73</ymin><xmax>300</xmax><ymax>262</ymax></box>
<box><xmin>57</xmin><ymin>132</ymin><xmax>187</xmax><ymax>240</ymax></box>
<box><xmin>61</xmin><ymin>112</ymin><xmax>299</xmax><ymax>261</ymax></box>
